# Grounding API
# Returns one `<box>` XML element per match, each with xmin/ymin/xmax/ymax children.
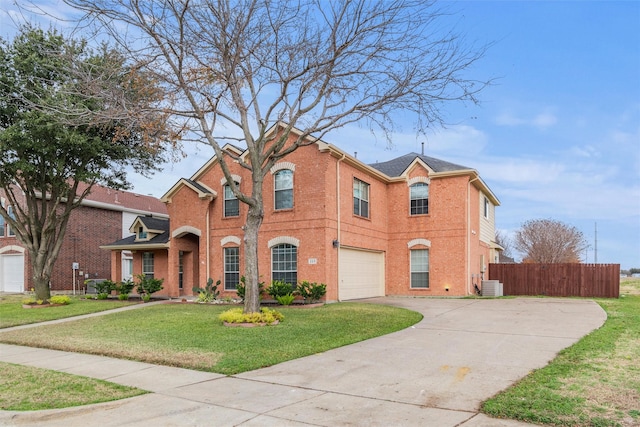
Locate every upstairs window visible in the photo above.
<box><xmin>483</xmin><ymin>196</ymin><xmax>490</xmax><ymax>219</ymax></box>
<box><xmin>0</xmin><ymin>209</ymin><xmax>4</xmax><ymax>237</ymax></box>
<box><xmin>353</xmin><ymin>178</ymin><xmax>370</xmax><ymax>218</ymax></box>
<box><xmin>274</xmin><ymin>169</ymin><xmax>293</xmax><ymax>210</ymax></box>
<box><xmin>224</xmin><ymin>183</ymin><xmax>240</xmax><ymax>217</ymax></box>
<box><xmin>272</xmin><ymin>243</ymin><xmax>297</xmax><ymax>285</ymax></box>
<box><xmin>410</xmin><ymin>183</ymin><xmax>429</xmax><ymax>215</ymax></box>
<box><xmin>7</xmin><ymin>206</ymin><xmax>15</xmax><ymax>236</ymax></box>
<box><xmin>137</xmin><ymin>226</ymin><xmax>147</xmax><ymax>240</ymax></box>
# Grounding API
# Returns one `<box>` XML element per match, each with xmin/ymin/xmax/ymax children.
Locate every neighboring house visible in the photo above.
<box><xmin>0</xmin><ymin>184</ymin><xmax>167</xmax><ymax>293</ymax></box>
<box><xmin>104</xmin><ymin>124</ymin><xmax>502</xmax><ymax>300</ymax></box>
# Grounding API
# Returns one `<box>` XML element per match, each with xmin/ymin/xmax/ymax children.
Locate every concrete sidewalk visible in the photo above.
<box><xmin>0</xmin><ymin>297</ymin><xmax>606</xmax><ymax>426</ymax></box>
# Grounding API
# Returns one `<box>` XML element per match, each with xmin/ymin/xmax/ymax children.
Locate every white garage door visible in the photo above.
<box><xmin>1</xmin><ymin>254</ymin><xmax>25</xmax><ymax>293</ymax></box>
<box><xmin>339</xmin><ymin>248</ymin><xmax>385</xmax><ymax>300</ymax></box>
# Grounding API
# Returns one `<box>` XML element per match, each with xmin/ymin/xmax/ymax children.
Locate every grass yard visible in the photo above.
<box><xmin>0</xmin><ymin>294</ymin><xmax>137</xmax><ymax>328</ymax></box>
<box><xmin>0</xmin><ymin>302</ymin><xmax>422</xmax><ymax>375</ymax></box>
<box><xmin>0</xmin><ymin>361</ymin><xmax>146</xmax><ymax>411</ymax></box>
<box><xmin>482</xmin><ymin>280</ymin><xmax>640</xmax><ymax>427</ymax></box>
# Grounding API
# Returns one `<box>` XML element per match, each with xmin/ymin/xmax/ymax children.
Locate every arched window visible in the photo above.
<box><xmin>410</xmin><ymin>183</ymin><xmax>429</xmax><ymax>215</ymax></box>
<box><xmin>274</xmin><ymin>169</ymin><xmax>293</xmax><ymax>210</ymax></box>
<box><xmin>271</xmin><ymin>243</ymin><xmax>297</xmax><ymax>285</ymax></box>
<box><xmin>224</xmin><ymin>183</ymin><xmax>239</xmax><ymax>217</ymax></box>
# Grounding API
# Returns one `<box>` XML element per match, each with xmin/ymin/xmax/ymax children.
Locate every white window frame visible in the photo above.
<box><xmin>274</xmin><ymin>169</ymin><xmax>294</xmax><ymax>210</ymax></box>
<box><xmin>353</xmin><ymin>178</ymin><xmax>370</xmax><ymax>218</ymax></box>
<box><xmin>271</xmin><ymin>243</ymin><xmax>298</xmax><ymax>285</ymax></box>
<box><xmin>224</xmin><ymin>247</ymin><xmax>240</xmax><ymax>290</ymax></box>
<box><xmin>7</xmin><ymin>206</ymin><xmax>15</xmax><ymax>236</ymax></box>
<box><xmin>142</xmin><ymin>252</ymin><xmax>154</xmax><ymax>279</ymax></box>
<box><xmin>483</xmin><ymin>196</ymin><xmax>490</xmax><ymax>219</ymax></box>
<box><xmin>410</xmin><ymin>182</ymin><xmax>429</xmax><ymax>215</ymax></box>
<box><xmin>410</xmin><ymin>249</ymin><xmax>429</xmax><ymax>289</ymax></box>
<box><xmin>224</xmin><ymin>183</ymin><xmax>240</xmax><ymax>217</ymax></box>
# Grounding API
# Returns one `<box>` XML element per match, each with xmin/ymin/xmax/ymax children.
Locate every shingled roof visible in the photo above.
<box><xmin>102</xmin><ymin>217</ymin><xmax>170</xmax><ymax>248</ymax></box>
<box><xmin>368</xmin><ymin>152</ymin><xmax>470</xmax><ymax>177</ymax></box>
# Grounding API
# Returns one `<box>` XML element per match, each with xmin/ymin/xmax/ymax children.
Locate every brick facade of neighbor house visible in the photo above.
<box><xmin>0</xmin><ymin>184</ymin><xmax>167</xmax><ymax>293</ymax></box>
<box><xmin>105</xmin><ymin>124</ymin><xmax>502</xmax><ymax>300</ymax></box>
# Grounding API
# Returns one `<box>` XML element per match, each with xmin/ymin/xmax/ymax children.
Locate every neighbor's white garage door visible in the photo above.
<box><xmin>1</xmin><ymin>254</ymin><xmax>25</xmax><ymax>293</ymax></box>
<box><xmin>339</xmin><ymin>248</ymin><xmax>385</xmax><ymax>300</ymax></box>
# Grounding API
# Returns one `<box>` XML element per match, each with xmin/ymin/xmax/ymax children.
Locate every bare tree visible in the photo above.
<box><xmin>514</xmin><ymin>219</ymin><xmax>588</xmax><ymax>263</ymax></box>
<box><xmin>495</xmin><ymin>229</ymin><xmax>514</xmax><ymax>259</ymax></box>
<box><xmin>62</xmin><ymin>0</ymin><xmax>491</xmax><ymax>313</ymax></box>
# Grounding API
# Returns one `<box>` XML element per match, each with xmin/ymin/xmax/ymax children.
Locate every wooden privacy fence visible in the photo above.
<box><xmin>488</xmin><ymin>263</ymin><xmax>620</xmax><ymax>298</ymax></box>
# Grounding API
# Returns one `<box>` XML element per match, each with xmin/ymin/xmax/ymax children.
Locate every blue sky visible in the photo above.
<box><xmin>2</xmin><ymin>1</ymin><xmax>639</xmax><ymax>269</ymax></box>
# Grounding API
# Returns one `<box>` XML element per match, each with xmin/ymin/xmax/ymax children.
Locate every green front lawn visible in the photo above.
<box><xmin>0</xmin><ymin>302</ymin><xmax>422</xmax><ymax>375</ymax></box>
<box><xmin>482</xmin><ymin>292</ymin><xmax>640</xmax><ymax>426</ymax></box>
<box><xmin>0</xmin><ymin>294</ymin><xmax>137</xmax><ymax>328</ymax></box>
<box><xmin>0</xmin><ymin>362</ymin><xmax>147</xmax><ymax>411</ymax></box>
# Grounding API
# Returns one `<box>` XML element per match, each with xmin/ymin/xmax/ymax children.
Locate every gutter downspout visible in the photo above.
<box><xmin>336</xmin><ymin>153</ymin><xmax>346</xmax><ymax>301</ymax></box>
<box><xmin>467</xmin><ymin>176</ymin><xmax>480</xmax><ymax>296</ymax></box>
<box><xmin>206</xmin><ymin>201</ymin><xmax>211</xmax><ymax>282</ymax></box>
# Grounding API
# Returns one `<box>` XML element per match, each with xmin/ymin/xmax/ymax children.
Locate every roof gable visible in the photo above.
<box><xmin>368</xmin><ymin>152</ymin><xmax>469</xmax><ymax>177</ymax></box>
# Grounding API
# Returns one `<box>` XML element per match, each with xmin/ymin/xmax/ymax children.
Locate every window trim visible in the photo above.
<box><xmin>274</xmin><ymin>169</ymin><xmax>294</xmax><ymax>210</ymax></box>
<box><xmin>271</xmin><ymin>243</ymin><xmax>298</xmax><ymax>285</ymax></box>
<box><xmin>224</xmin><ymin>183</ymin><xmax>240</xmax><ymax>218</ymax></box>
<box><xmin>7</xmin><ymin>205</ymin><xmax>15</xmax><ymax>237</ymax></box>
<box><xmin>410</xmin><ymin>248</ymin><xmax>430</xmax><ymax>289</ymax></box>
<box><xmin>409</xmin><ymin>182</ymin><xmax>429</xmax><ymax>215</ymax></box>
<box><xmin>353</xmin><ymin>178</ymin><xmax>370</xmax><ymax>218</ymax></box>
<box><xmin>483</xmin><ymin>196</ymin><xmax>490</xmax><ymax>219</ymax></box>
<box><xmin>142</xmin><ymin>252</ymin><xmax>154</xmax><ymax>279</ymax></box>
<box><xmin>224</xmin><ymin>247</ymin><xmax>240</xmax><ymax>290</ymax></box>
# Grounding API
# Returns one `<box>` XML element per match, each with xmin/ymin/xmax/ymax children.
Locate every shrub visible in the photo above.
<box><xmin>193</xmin><ymin>278</ymin><xmax>220</xmax><ymax>303</ymax></box>
<box><xmin>276</xmin><ymin>294</ymin><xmax>295</xmax><ymax>305</ymax></box>
<box><xmin>136</xmin><ymin>274</ymin><xmax>164</xmax><ymax>302</ymax></box>
<box><xmin>91</xmin><ymin>279</ymin><xmax>115</xmax><ymax>296</ymax></box>
<box><xmin>114</xmin><ymin>279</ymin><xmax>135</xmax><ymax>300</ymax></box>
<box><xmin>218</xmin><ymin>307</ymin><xmax>284</xmax><ymax>325</ymax></box>
<box><xmin>49</xmin><ymin>295</ymin><xmax>71</xmax><ymax>305</ymax></box>
<box><xmin>266</xmin><ymin>280</ymin><xmax>294</xmax><ymax>299</ymax></box>
<box><xmin>297</xmin><ymin>281</ymin><xmax>327</xmax><ymax>304</ymax></box>
<box><xmin>236</xmin><ymin>276</ymin><xmax>265</xmax><ymax>302</ymax></box>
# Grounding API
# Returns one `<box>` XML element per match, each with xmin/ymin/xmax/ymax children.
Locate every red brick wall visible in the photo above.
<box><xmin>163</xmin><ymin>134</ymin><xmax>495</xmax><ymax>299</ymax></box>
<box><xmin>52</xmin><ymin>206</ymin><xmax>121</xmax><ymax>291</ymax></box>
<box><xmin>1</xmin><ymin>191</ymin><xmax>121</xmax><ymax>292</ymax></box>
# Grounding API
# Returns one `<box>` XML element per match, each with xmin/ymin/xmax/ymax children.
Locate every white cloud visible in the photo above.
<box><xmin>494</xmin><ymin>109</ymin><xmax>558</xmax><ymax>130</ymax></box>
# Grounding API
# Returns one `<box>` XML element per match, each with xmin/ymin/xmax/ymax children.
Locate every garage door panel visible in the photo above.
<box><xmin>339</xmin><ymin>248</ymin><xmax>384</xmax><ymax>300</ymax></box>
<box><xmin>1</xmin><ymin>255</ymin><xmax>25</xmax><ymax>293</ymax></box>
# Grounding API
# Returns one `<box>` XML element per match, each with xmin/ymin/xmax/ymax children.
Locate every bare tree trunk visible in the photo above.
<box><xmin>243</xmin><ymin>203</ymin><xmax>264</xmax><ymax>314</ymax></box>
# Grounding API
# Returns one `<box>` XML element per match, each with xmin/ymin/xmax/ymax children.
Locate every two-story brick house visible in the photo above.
<box><xmin>104</xmin><ymin>125</ymin><xmax>501</xmax><ymax>300</ymax></box>
<box><xmin>0</xmin><ymin>185</ymin><xmax>167</xmax><ymax>293</ymax></box>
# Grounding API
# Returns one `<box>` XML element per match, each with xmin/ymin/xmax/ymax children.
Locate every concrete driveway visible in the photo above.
<box><xmin>0</xmin><ymin>297</ymin><xmax>606</xmax><ymax>426</ymax></box>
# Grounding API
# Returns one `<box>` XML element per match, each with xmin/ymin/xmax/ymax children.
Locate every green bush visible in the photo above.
<box><xmin>136</xmin><ymin>275</ymin><xmax>164</xmax><ymax>302</ymax></box>
<box><xmin>266</xmin><ymin>280</ymin><xmax>294</xmax><ymax>299</ymax></box>
<box><xmin>90</xmin><ymin>279</ymin><xmax>115</xmax><ymax>296</ymax></box>
<box><xmin>297</xmin><ymin>281</ymin><xmax>327</xmax><ymax>304</ymax></box>
<box><xmin>276</xmin><ymin>294</ymin><xmax>295</xmax><ymax>305</ymax></box>
<box><xmin>218</xmin><ymin>307</ymin><xmax>284</xmax><ymax>324</ymax></box>
<box><xmin>49</xmin><ymin>295</ymin><xmax>71</xmax><ymax>305</ymax></box>
<box><xmin>236</xmin><ymin>276</ymin><xmax>265</xmax><ymax>302</ymax></box>
<box><xmin>114</xmin><ymin>279</ymin><xmax>135</xmax><ymax>300</ymax></box>
<box><xmin>193</xmin><ymin>278</ymin><xmax>220</xmax><ymax>302</ymax></box>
